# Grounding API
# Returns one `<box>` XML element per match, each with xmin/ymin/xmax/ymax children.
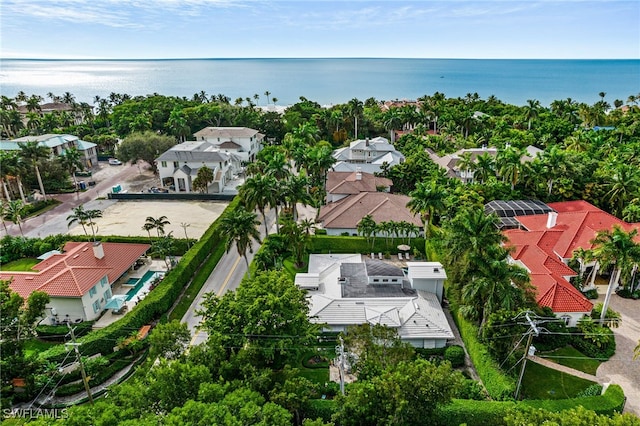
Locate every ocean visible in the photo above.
<box><xmin>1</xmin><ymin>58</ymin><xmax>639</xmax><ymax>108</ymax></box>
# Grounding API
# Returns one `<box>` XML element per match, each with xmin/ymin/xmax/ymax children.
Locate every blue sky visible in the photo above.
<box><xmin>1</xmin><ymin>1</ymin><xmax>639</xmax><ymax>59</ymax></box>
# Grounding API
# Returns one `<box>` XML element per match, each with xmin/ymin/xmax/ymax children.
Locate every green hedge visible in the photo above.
<box><xmin>521</xmin><ymin>384</ymin><xmax>625</xmax><ymax>415</ymax></box>
<box><xmin>437</xmin><ymin>385</ymin><xmax>625</xmax><ymax>426</ymax></box>
<box><xmin>36</xmin><ymin>322</ymin><xmax>94</xmax><ymax>340</ymax></box>
<box><xmin>39</xmin><ymin>197</ymin><xmax>240</xmax><ymax>363</ymax></box>
<box><xmin>310</xmin><ymin>235</ymin><xmax>426</xmax><ymax>256</ymax></box>
<box><xmin>444</xmin><ymin>345</ymin><xmax>466</xmax><ymax>368</ymax></box>
<box><xmin>453</xmin><ymin>309</ymin><xmax>515</xmax><ymax>400</ymax></box>
<box><xmin>54</xmin><ymin>359</ymin><xmax>131</xmax><ymax>397</ymax></box>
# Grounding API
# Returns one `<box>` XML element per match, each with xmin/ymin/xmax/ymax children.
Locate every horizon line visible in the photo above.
<box><xmin>2</xmin><ymin>56</ymin><xmax>638</xmax><ymax>61</ymax></box>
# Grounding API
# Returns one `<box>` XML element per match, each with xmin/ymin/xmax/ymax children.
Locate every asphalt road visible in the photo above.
<box><xmin>185</xmin><ymin>208</ymin><xmax>277</xmax><ymax>346</ymax></box>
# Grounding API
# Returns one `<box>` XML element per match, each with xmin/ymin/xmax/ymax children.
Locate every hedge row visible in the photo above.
<box><xmin>437</xmin><ymin>384</ymin><xmax>625</xmax><ymax>426</ymax></box>
<box><xmin>299</xmin><ymin>385</ymin><xmax>625</xmax><ymax>426</ymax></box>
<box><xmin>39</xmin><ymin>197</ymin><xmax>240</xmax><ymax>363</ymax></box>
<box><xmin>309</xmin><ymin>235</ymin><xmax>426</xmax><ymax>257</ymax></box>
<box><xmin>453</xmin><ymin>309</ymin><xmax>515</xmax><ymax>400</ymax></box>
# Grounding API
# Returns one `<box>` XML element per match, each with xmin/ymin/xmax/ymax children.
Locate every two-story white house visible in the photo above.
<box><xmin>156</xmin><ymin>141</ymin><xmax>241</xmax><ymax>193</ymax></box>
<box><xmin>295</xmin><ymin>254</ymin><xmax>454</xmax><ymax>348</ymax></box>
<box><xmin>192</xmin><ymin>127</ymin><xmax>264</xmax><ymax>163</ymax></box>
<box><xmin>332</xmin><ymin>136</ymin><xmax>405</xmax><ymax>175</ymax></box>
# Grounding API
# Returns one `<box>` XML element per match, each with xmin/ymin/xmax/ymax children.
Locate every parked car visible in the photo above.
<box><xmin>108</xmin><ymin>158</ymin><xmax>122</xmax><ymax>165</ymax></box>
<box><xmin>148</xmin><ymin>187</ymin><xmax>169</xmax><ymax>193</ymax></box>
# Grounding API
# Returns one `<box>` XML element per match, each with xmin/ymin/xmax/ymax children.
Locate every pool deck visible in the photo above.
<box><xmin>92</xmin><ymin>259</ymin><xmax>169</xmax><ymax>329</ymax></box>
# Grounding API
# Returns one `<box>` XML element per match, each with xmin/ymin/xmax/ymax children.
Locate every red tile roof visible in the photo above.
<box><xmin>1</xmin><ymin>242</ymin><xmax>150</xmax><ymax>299</ymax></box>
<box><xmin>505</xmin><ymin>229</ymin><xmax>592</xmax><ymax>313</ymax></box>
<box><xmin>516</xmin><ymin>201</ymin><xmax>640</xmax><ymax>259</ymax></box>
<box><xmin>319</xmin><ymin>192</ymin><xmax>422</xmax><ymax>230</ymax></box>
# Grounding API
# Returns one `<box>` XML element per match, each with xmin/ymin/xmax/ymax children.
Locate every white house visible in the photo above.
<box><xmin>156</xmin><ymin>141</ymin><xmax>241</xmax><ymax>193</ymax></box>
<box><xmin>192</xmin><ymin>127</ymin><xmax>264</xmax><ymax>163</ymax></box>
<box><xmin>332</xmin><ymin>136</ymin><xmax>405</xmax><ymax>175</ymax></box>
<box><xmin>295</xmin><ymin>254</ymin><xmax>454</xmax><ymax>348</ymax></box>
<box><xmin>1</xmin><ymin>241</ymin><xmax>150</xmax><ymax>324</ymax></box>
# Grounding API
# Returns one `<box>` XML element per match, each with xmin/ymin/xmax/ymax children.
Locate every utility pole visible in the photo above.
<box><xmin>66</xmin><ymin>324</ymin><xmax>94</xmax><ymax>405</ymax></box>
<box><xmin>514</xmin><ymin>313</ymin><xmax>540</xmax><ymax>400</ymax></box>
<box><xmin>335</xmin><ymin>336</ymin><xmax>346</xmax><ymax>395</ymax></box>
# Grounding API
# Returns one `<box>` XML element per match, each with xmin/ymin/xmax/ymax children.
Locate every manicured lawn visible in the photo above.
<box><xmin>23</xmin><ymin>339</ymin><xmax>58</xmax><ymax>358</ymax></box>
<box><xmin>283</xmin><ymin>256</ymin><xmax>309</xmax><ymax>280</ymax></box>
<box><xmin>539</xmin><ymin>346</ymin><xmax>601</xmax><ymax>375</ymax></box>
<box><xmin>521</xmin><ymin>360</ymin><xmax>596</xmax><ymax>400</ymax></box>
<box><xmin>1</xmin><ymin>258</ymin><xmax>40</xmax><ymax>271</ymax></box>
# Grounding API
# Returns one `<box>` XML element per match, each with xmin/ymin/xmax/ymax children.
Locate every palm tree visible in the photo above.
<box><xmin>59</xmin><ymin>147</ymin><xmax>83</xmax><ymax>193</ymax></box>
<box><xmin>347</xmin><ymin>98</ymin><xmax>364</xmax><ymax>139</ymax></box>
<box><xmin>85</xmin><ymin>209</ymin><xmax>103</xmax><ymax>241</ymax></box>
<box><xmin>219</xmin><ymin>207</ymin><xmax>261</xmax><ymax>277</ymax></box>
<box><xmin>523</xmin><ymin>99</ymin><xmax>541</xmax><ymax>130</ymax></box>
<box><xmin>591</xmin><ymin>226</ymin><xmax>640</xmax><ymax>325</ymax></box>
<box><xmin>496</xmin><ymin>146</ymin><xmax>525</xmax><ymax>190</ymax></box>
<box><xmin>239</xmin><ymin>174</ymin><xmax>277</xmax><ymax>236</ymax></box>
<box><xmin>473</xmin><ymin>152</ymin><xmax>495</xmax><ymax>184</ymax></box>
<box><xmin>0</xmin><ymin>203</ymin><xmax>10</xmax><ymax>234</ymax></box>
<box><xmin>4</xmin><ymin>200</ymin><xmax>26</xmax><ymax>236</ymax></box>
<box><xmin>67</xmin><ymin>205</ymin><xmax>90</xmax><ymax>236</ymax></box>
<box><xmin>460</xmin><ymin>247</ymin><xmax>532</xmax><ymax>330</ymax></box>
<box><xmin>407</xmin><ymin>180</ymin><xmax>446</xmax><ymax>238</ymax></box>
<box><xmin>18</xmin><ymin>140</ymin><xmax>49</xmax><ymax>201</ymax></box>
<box><xmin>357</xmin><ymin>214</ymin><xmax>377</xmax><ymax>249</ymax></box>
<box><xmin>603</xmin><ymin>162</ymin><xmax>640</xmax><ymax>217</ymax></box>
<box><xmin>145</xmin><ymin>216</ymin><xmax>171</xmax><ymax>237</ymax></box>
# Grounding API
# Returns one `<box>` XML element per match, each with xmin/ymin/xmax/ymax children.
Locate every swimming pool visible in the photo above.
<box><xmin>126</xmin><ymin>270</ymin><xmax>162</xmax><ymax>301</ymax></box>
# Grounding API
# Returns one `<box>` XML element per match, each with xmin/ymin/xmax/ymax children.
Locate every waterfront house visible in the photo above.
<box><xmin>156</xmin><ymin>140</ymin><xmax>242</xmax><ymax>193</ymax></box>
<box><xmin>192</xmin><ymin>127</ymin><xmax>264</xmax><ymax>163</ymax></box>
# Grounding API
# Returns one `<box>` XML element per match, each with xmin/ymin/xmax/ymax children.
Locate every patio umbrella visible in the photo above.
<box><xmin>397</xmin><ymin>244</ymin><xmax>411</xmax><ymax>251</ymax></box>
<box><xmin>104</xmin><ymin>294</ymin><xmax>128</xmax><ymax>310</ymax></box>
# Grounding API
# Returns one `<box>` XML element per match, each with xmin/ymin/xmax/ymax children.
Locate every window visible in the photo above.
<box><xmin>89</xmin><ymin>286</ymin><xmax>97</xmax><ymax>297</ymax></box>
<box><xmin>92</xmin><ymin>300</ymin><xmax>101</xmax><ymax>313</ymax></box>
<box><xmin>104</xmin><ymin>288</ymin><xmax>112</xmax><ymax>300</ymax></box>
<box><xmin>373</xmin><ymin>279</ymin><xmax>379</xmax><ymax>283</ymax></box>
<box><xmin>561</xmin><ymin>315</ymin><xmax>571</xmax><ymax>326</ymax></box>
<box><xmin>161</xmin><ymin>161</ymin><xmax>167</xmax><ymax>167</ymax></box>
<box><xmin>173</xmin><ymin>161</ymin><xmax>179</xmax><ymax>168</ymax></box>
<box><xmin>100</xmin><ymin>276</ymin><xmax>108</xmax><ymax>287</ymax></box>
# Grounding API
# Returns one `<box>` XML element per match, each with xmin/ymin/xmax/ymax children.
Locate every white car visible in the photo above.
<box><xmin>108</xmin><ymin>158</ymin><xmax>123</xmax><ymax>165</ymax></box>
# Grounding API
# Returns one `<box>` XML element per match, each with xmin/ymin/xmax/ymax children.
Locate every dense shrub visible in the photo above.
<box><xmin>436</xmin><ymin>385</ymin><xmax>625</xmax><ymax>426</ymax></box>
<box><xmin>453</xmin><ymin>310</ymin><xmax>515</xmax><ymax>400</ymax></box>
<box><xmin>302</xmin><ymin>399</ymin><xmax>336</xmax><ymax>423</ymax></box>
<box><xmin>577</xmin><ymin>384</ymin><xmax>603</xmax><ymax>397</ymax></box>
<box><xmin>36</xmin><ymin>322</ymin><xmax>94</xmax><ymax>341</ymax></box>
<box><xmin>444</xmin><ymin>345</ymin><xmax>466</xmax><ymax>368</ymax></box>
<box><xmin>582</xmin><ymin>289</ymin><xmax>599</xmax><ymax>299</ymax></box>
<box><xmin>570</xmin><ymin>320</ymin><xmax>616</xmax><ymax>360</ymax></box>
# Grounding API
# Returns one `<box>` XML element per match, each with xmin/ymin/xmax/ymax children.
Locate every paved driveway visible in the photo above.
<box><xmin>595</xmin><ymin>289</ymin><xmax>640</xmax><ymax>416</ymax></box>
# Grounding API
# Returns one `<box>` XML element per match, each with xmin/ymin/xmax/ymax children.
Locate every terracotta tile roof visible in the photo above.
<box><xmin>1</xmin><ymin>242</ymin><xmax>149</xmax><ymax>299</ymax></box>
<box><xmin>515</xmin><ymin>201</ymin><xmax>640</xmax><ymax>259</ymax></box>
<box><xmin>318</xmin><ymin>192</ymin><xmax>422</xmax><ymax>230</ymax></box>
<box><xmin>533</xmin><ymin>273</ymin><xmax>594</xmax><ymax>313</ymax></box>
<box><xmin>505</xmin><ymin>229</ymin><xmax>591</xmax><ymax>313</ymax></box>
<box><xmin>326</xmin><ymin>171</ymin><xmax>393</xmax><ymax>195</ymax></box>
